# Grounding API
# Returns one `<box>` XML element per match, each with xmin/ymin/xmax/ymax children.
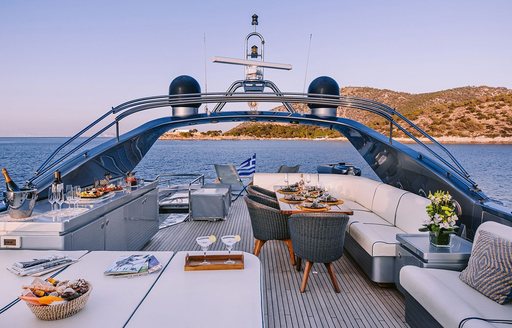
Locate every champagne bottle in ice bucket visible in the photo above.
<box><xmin>2</xmin><ymin>168</ymin><xmax>20</xmax><ymax>192</ymax></box>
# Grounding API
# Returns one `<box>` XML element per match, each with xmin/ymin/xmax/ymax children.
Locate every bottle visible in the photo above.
<box><xmin>2</xmin><ymin>168</ymin><xmax>20</xmax><ymax>192</ymax></box>
<box><xmin>52</xmin><ymin>170</ymin><xmax>63</xmax><ymax>192</ymax></box>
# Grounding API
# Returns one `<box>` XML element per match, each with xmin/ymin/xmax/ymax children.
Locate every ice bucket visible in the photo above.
<box><xmin>3</xmin><ymin>189</ymin><xmax>38</xmax><ymax>219</ymax></box>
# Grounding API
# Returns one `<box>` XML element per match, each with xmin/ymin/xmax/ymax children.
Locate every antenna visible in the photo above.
<box><xmin>303</xmin><ymin>33</ymin><xmax>313</xmax><ymax>93</ymax></box>
<box><xmin>203</xmin><ymin>32</ymin><xmax>209</xmax><ymax>114</ymax></box>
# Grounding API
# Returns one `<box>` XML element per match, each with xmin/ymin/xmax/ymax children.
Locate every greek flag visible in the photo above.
<box><xmin>237</xmin><ymin>153</ymin><xmax>256</xmax><ymax>177</ymax></box>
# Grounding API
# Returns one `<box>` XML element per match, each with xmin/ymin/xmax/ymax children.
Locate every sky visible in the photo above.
<box><xmin>1</xmin><ymin>0</ymin><xmax>511</xmax><ymax>137</ymax></box>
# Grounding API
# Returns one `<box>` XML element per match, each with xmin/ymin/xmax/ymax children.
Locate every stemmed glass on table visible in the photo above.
<box><xmin>305</xmin><ymin>174</ymin><xmax>311</xmax><ymax>187</ymax></box>
<box><xmin>48</xmin><ymin>187</ymin><xmax>56</xmax><ymax>211</ymax></box>
<box><xmin>221</xmin><ymin>235</ymin><xmax>241</xmax><ymax>264</ymax></box>
<box><xmin>284</xmin><ymin>173</ymin><xmax>289</xmax><ymax>187</ymax></box>
<box><xmin>196</xmin><ymin>235</ymin><xmax>216</xmax><ymax>265</ymax></box>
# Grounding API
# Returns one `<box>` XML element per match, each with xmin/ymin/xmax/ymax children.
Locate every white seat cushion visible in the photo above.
<box><xmin>395</xmin><ymin>192</ymin><xmax>431</xmax><ymax>233</ymax></box>
<box><xmin>349</xmin><ymin>223</ymin><xmax>403</xmax><ymax>256</ymax></box>
<box><xmin>371</xmin><ymin>184</ymin><xmax>408</xmax><ymax>225</ymax></box>
<box><xmin>400</xmin><ymin>266</ymin><xmax>512</xmax><ymax>328</ymax></box>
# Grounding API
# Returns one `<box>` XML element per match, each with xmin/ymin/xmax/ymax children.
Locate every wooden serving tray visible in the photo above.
<box><xmin>184</xmin><ymin>253</ymin><xmax>244</xmax><ymax>271</ymax></box>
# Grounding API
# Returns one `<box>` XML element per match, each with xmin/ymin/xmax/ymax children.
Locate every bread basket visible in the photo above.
<box><xmin>25</xmin><ymin>282</ymin><xmax>92</xmax><ymax>321</ymax></box>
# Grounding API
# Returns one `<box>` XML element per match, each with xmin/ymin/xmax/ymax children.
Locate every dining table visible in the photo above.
<box><xmin>273</xmin><ymin>185</ymin><xmax>354</xmax><ymax>215</ymax></box>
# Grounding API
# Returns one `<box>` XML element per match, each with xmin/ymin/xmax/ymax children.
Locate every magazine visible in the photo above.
<box><xmin>8</xmin><ymin>255</ymin><xmax>77</xmax><ymax>276</ymax></box>
<box><xmin>104</xmin><ymin>254</ymin><xmax>162</xmax><ymax>277</ymax></box>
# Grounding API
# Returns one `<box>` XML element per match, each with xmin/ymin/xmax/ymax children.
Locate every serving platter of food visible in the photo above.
<box><xmin>280</xmin><ymin>194</ymin><xmax>306</xmax><ymax>204</ymax></box>
<box><xmin>298</xmin><ymin>202</ymin><xmax>330</xmax><ymax>212</ymax></box>
<box><xmin>277</xmin><ymin>186</ymin><xmax>299</xmax><ymax>194</ymax></box>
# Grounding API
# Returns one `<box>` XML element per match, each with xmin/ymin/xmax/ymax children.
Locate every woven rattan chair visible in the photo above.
<box><xmin>247</xmin><ymin>185</ymin><xmax>278</xmax><ymax>201</ymax></box>
<box><xmin>288</xmin><ymin>213</ymin><xmax>349</xmax><ymax>293</ymax></box>
<box><xmin>244</xmin><ymin>194</ymin><xmax>295</xmax><ymax>266</ymax></box>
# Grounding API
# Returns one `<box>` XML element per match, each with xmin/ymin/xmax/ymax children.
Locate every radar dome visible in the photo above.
<box><xmin>307</xmin><ymin>76</ymin><xmax>339</xmax><ymax>117</ymax></box>
<box><xmin>168</xmin><ymin>75</ymin><xmax>201</xmax><ymax>117</ymax></box>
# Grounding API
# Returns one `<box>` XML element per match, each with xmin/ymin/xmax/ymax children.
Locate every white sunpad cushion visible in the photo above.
<box><xmin>349</xmin><ymin>223</ymin><xmax>403</xmax><ymax>256</ymax></box>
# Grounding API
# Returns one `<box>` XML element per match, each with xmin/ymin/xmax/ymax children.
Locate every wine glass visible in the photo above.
<box><xmin>305</xmin><ymin>174</ymin><xmax>311</xmax><ymax>186</ymax></box>
<box><xmin>284</xmin><ymin>173</ymin><xmax>289</xmax><ymax>187</ymax></box>
<box><xmin>73</xmin><ymin>186</ymin><xmax>81</xmax><ymax>208</ymax></box>
<box><xmin>196</xmin><ymin>235</ymin><xmax>216</xmax><ymax>265</ymax></box>
<box><xmin>66</xmin><ymin>185</ymin><xmax>74</xmax><ymax>209</ymax></box>
<box><xmin>48</xmin><ymin>187</ymin><xmax>56</xmax><ymax>211</ymax></box>
<box><xmin>55</xmin><ymin>187</ymin><xmax>65</xmax><ymax>211</ymax></box>
<box><xmin>221</xmin><ymin>235</ymin><xmax>241</xmax><ymax>264</ymax></box>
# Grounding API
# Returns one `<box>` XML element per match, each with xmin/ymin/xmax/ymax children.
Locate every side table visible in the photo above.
<box><xmin>394</xmin><ymin>234</ymin><xmax>472</xmax><ymax>293</ymax></box>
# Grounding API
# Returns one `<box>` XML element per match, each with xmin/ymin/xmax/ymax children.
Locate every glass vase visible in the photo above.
<box><xmin>429</xmin><ymin>231</ymin><xmax>452</xmax><ymax>247</ymax></box>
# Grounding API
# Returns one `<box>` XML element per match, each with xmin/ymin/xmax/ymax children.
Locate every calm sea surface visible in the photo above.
<box><xmin>0</xmin><ymin>138</ymin><xmax>511</xmax><ymax>208</ymax></box>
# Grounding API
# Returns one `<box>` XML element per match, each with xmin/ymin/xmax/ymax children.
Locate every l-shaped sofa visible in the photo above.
<box><xmin>253</xmin><ymin>173</ymin><xmax>430</xmax><ymax>283</ymax></box>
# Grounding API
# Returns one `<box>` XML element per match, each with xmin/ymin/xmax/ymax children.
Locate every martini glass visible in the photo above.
<box><xmin>196</xmin><ymin>236</ymin><xmax>215</xmax><ymax>265</ymax></box>
<box><xmin>221</xmin><ymin>235</ymin><xmax>241</xmax><ymax>264</ymax></box>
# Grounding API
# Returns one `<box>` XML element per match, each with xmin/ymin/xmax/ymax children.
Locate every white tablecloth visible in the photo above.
<box><xmin>126</xmin><ymin>251</ymin><xmax>263</xmax><ymax>328</ymax></box>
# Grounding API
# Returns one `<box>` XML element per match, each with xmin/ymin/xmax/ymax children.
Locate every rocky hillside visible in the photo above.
<box><xmin>275</xmin><ymin>86</ymin><xmax>512</xmax><ymax>138</ymax></box>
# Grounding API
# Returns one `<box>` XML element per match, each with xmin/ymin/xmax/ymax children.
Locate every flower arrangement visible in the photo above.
<box><xmin>419</xmin><ymin>190</ymin><xmax>459</xmax><ymax>246</ymax></box>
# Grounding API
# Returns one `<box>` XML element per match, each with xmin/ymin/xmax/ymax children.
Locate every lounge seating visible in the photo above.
<box><xmin>400</xmin><ymin>221</ymin><xmax>512</xmax><ymax>328</ymax></box>
<box><xmin>244</xmin><ymin>194</ymin><xmax>295</xmax><ymax>266</ymax></box>
<box><xmin>214</xmin><ymin>164</ymin><xmax>248</xmax><ymax>201</ymax></box>
<box><xmin>289</xmin><ymin>213</ymin><xmax>349</xmax><ymax>293</ymax></box>
<box><xmin>253</xmin><ymin>173</ymin><xmax>430</xmax><ymax>283</ymax></box>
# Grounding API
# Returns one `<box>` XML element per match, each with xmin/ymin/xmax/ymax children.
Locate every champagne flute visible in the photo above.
<box><xmin>221</xmin><ymin>235</ymin><xmax>241</xmax><ymax>264</ymax></box>
<box><xmin>196</xmin><ymin>235</ymin><xmax>216</xmax><ymax>265</ymax></box>
<box><xmin>284</xmin><ymin>173</ymin><xmax>289</xmax><ymax>187</ymax></box>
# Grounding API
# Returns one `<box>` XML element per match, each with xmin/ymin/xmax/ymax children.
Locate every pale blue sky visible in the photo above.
<box><xmin>1</xmin><ymin>0</ymin><xmax>511</xmax><ymax>136</ymax></box>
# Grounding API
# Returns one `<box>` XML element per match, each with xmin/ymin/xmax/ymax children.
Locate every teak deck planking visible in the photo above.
<box><xmin>145</xmin><ymin>198</ymin><xmax>407</xmax><ymax>328</ymax></box>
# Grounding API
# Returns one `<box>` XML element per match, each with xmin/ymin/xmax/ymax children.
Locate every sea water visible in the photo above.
<box><xmin>0</xmin><ymin>138</ymin><xmax>511</xmax><ymax>208</ymax></box>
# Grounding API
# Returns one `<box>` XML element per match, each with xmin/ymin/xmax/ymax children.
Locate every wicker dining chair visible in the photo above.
<box><xmin>244</xmin><ymin>194</ymin><xmax>295</xmax><ymax>266</ymax></box>
<box><xmin>247</xmin><ymin>185</ymin><xmax>278</xmax><ymax>201</ymax></box>
<box><xmin>288</xmin><ymin>213</ymin><xmax>349</xmax><ymax>293</ymax></box>
<box><xmin>277</xmin><ymin>165</ymin><xmax>300</xmax><ymax>173</ymax></box>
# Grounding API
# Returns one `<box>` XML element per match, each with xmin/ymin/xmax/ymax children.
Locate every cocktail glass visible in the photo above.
<box><xmin>221</xmin><ymin>235</ymin><xmax>241</xmax><ymax>264</ymax></box>
<box><xmin>196</xmin><ymin>235</ymin><xmax>215</xmax><ymax>265</ymax></box>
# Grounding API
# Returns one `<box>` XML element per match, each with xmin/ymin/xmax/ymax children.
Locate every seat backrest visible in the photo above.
<box><xmin>244</xmin><ymin>195</ymin><xmax>290</xmax><ymax>240</ymax></box>
<box><xmin>277</xmin><ymin>165</ymin><xmax>300</xmax><ymax>173</ymax></box>
<box><xmin>245</xmin><ymin>191</ymin><xmax>279</xmax><ymax>209</ymax></box>
<box><xmin>474</xmin><ymin>221</ymin><xmax>512</xmax><ymax>245</ymax></box>
<box><xmin>395</xmin><ymin>192</ymin><xmax>431</xmax><ymax>233</ymax></box>
<box><xmin>371</xmin><ymin>184</ymin><xmax>408</xmax><ymax>225</ymax></box>
<box><xmin>247</xmin><ymin>185</ymin><xmax>277</xmax><ymax>200</ymax></box>
<box><xmin>214</xmin><ymin>164</ymin><xmax>244</xmax><ymax>191</ymax></box>
<box><xmin>288</xmin><ymin>213</ymin><xmax>349</xmax><ymax>263</ymax></box>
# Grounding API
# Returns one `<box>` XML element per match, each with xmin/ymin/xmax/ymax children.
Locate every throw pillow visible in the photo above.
<box><xmin>459</xmin><ymin>230</ymin><xmax>512</xmax><ymax>304</ymax></box>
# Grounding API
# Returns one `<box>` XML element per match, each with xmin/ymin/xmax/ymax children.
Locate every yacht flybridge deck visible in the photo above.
<box><xmin>5</xmin><ymin>14</ymin><xmax>512</xmax><ymax>238</ymax></box>
<box><xmin>1</xmin><ymin>15</ymin><xmax>512</xmax><ymax>328</ymax></box>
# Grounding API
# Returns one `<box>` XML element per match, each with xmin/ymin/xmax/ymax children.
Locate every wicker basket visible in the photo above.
<box><xmin>25</xmin><ymin>283</ymin><xmax>92</xmax><ymax>321</ymax></box>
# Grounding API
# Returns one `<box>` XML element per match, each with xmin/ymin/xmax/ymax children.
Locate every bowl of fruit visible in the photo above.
<box><xmin>20</xmin><ymin>278</ymin><xmax>92</xmax><ymax>321</ymax></box>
